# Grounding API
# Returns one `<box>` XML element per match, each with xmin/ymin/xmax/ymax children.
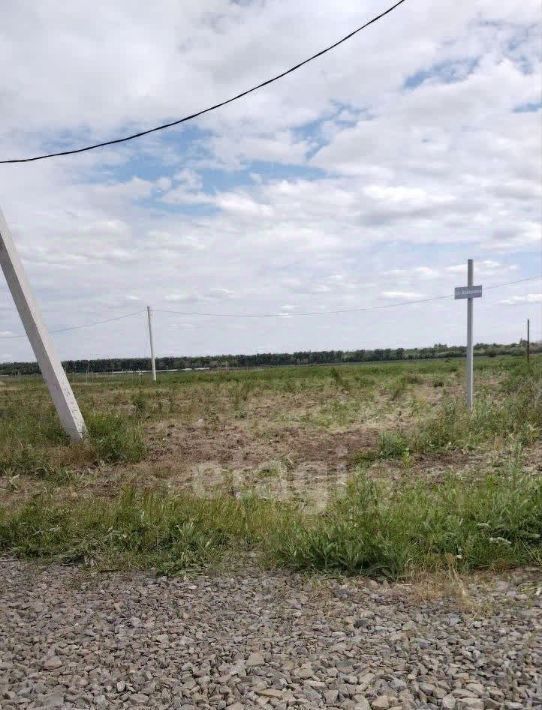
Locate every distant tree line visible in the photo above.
<box><xmin>0</xmin><ymin>341</ymin><xmax>538</xmax><ymax>376</ymax></box>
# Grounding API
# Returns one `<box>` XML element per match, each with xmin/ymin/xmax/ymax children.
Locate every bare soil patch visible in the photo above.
<box><xmin>147</xmin><ymin>419</ymin><xmax>378</xmax><ymax>469</ymax></box>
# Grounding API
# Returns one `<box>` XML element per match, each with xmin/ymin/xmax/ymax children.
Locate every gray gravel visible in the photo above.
<box><xmin>1</xmin><ymin>559</ymin><xmax>540</xmax><ymax>709</ymax></box>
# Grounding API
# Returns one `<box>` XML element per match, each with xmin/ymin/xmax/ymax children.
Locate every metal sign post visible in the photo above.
<box><xmin>147</xmin><ymin>306</ymin><xmax>157</xmax><ymax>382</ymax></box>
<box><xmin>455</xmin><ymin>259</ymin><xmax>482</xmax><ymax>411</ymax></box>
<box><xmin>0</xmin><ymin>206</ymin><xmax>86</xmax><ymax>441</ymax></box>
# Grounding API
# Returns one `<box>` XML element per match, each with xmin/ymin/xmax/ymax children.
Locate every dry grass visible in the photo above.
<box><xmin>0</xmin><ymin>356</ymin><xmax>540</xmax><ymax>578</ymax></box>
<box><xmin>0</xmin><ymin>356</ymin><xmax>540</xmax><ymax>507</ymax></box>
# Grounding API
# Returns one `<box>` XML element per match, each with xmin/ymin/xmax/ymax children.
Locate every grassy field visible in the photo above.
<box><xmin>0</xmin><ymin>355</ymin><xmax>540</xmax><ymax>578</ymax></box>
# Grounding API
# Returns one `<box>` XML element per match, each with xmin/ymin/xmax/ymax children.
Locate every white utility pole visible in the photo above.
<box><xmin>454</xmin><ymin>259</ymin><xmax>482</xmax><ymax>412</ymax></box>
<box><xmin>527</xmin><ymin>318</ymin><xmax>530</xmax><ymax>365</ymax></box>
<box><xmin>0</xmin><ymin>206</ymin><xmax>86</xmax><ymax>441</ymax></box>
<box><xmin>147</xmin><ymin>305</ymin><xmax>156</xmax><ymax>382</ymax></box>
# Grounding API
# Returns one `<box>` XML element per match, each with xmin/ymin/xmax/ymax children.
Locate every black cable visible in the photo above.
<box><xmin>0</xmin><ymin>0</ymin><xmax>407</xmax><ymax>164</ymax></box>
<box><xmin>157</xmin><ymin>294</ymin><xmax>450</xmax><ymax>318</ymax></box>
<box><xmin>484</xmin><ymin>276</ymin><xmax>541</xmax><ymax>291</ymax></box>
<box><xmin>155</xmin><ymin>276</ymin><xmax>542</xmax><ymax>319</ymax></box>
<box><xmin>1</xmin><ymin>276</ymin><xmax>538</xmax><ymax>340</ymax></box>
<box><xmin>0</xmin><ymin>309</ymin><xmax>145</xmax><ymax>340</ymax></box>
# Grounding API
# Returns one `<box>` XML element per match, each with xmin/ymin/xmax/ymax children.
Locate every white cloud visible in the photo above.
<box><xmin>499</xmin><ymin>293</ymin><xmax>542</xmax><ymax>305</ymax></box>
<box><xmin>0</xmin><ymin>0</ymin><xmax>540</xmax><ymax>359</ymax></box>
<box><xmin>147</xmin><ymin>230</ymin><xmax>206</xmax><ymax>251</ymax></box>
<box><xmin>215</xmin><ymin>192</ymin><xmax>274</xmax><ymax>217</ymax></box>
<box><xmin>164</xmin><ymin>292</ymin><xmax>201</xmax><ymax>304</ymax></box>
<box><xmin>446</xmin><ymin>260</ymin><xmax>519</xmax><ymax>276</ymax></box>
<box><xmin>364</xmin><ymin>185</ymin><xmax>455</xmax><ymax>211</ymax></box>
<box><xmin>207</xmin><ymin>288</ymin><xmax>235</xmax><ymax>299</ymax></box>
<box><xmin>381</xmin><ymin>291</ymin><xmax>425</xmax><ymax>300</ymax></box>
<box><xmin>385</xmin><ymin>266</ymin><xmax>440</xmax><ymax>279</ymax></box>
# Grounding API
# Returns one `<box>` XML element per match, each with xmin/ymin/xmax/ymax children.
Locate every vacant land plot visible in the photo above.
<box><xmin>1</xmin><ymin>356</ymin><xmax>541</xmax><ymax>708</ymax></box>
<box><xmin>0</xmin><ymin>355</ymin><xmax>540</xmax><ymax>578</ymax></box>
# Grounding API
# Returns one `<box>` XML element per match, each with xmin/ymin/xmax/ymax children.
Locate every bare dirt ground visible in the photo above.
<box><xmin>1</xmin><ymin>366</ymin><xmax>539</xmax><ymax>509</ymax></box>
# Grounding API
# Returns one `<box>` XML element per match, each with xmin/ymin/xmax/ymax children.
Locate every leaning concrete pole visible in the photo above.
<box><xmin>0</xmin><ymin>206</ymin><xmax>86</xmax><ymax>441</ymax></box>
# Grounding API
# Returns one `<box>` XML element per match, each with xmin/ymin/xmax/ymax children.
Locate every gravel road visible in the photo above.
<box><xmin>1</xmin><ymin>559</ymin><xmax>540</xmax><ymax>709</ymax></box>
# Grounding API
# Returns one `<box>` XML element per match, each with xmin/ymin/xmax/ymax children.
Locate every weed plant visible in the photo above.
<box><xmin>271</xmin><ymin>460</ymin><xmax>541</xmax><ymax>576</ymax></box>
<box><xmin>361</xmin><ymin>362</ymin><xmax>541</xmax><ymax>461</ymax></box>
<box><xmin>1</xmin><ymin>460</ymin><xmax>540</xmax><ymax>577</ymax></box>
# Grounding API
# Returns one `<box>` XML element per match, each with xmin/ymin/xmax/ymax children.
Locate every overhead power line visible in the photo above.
<box><xmin>484</xmin><ymin>276</ymin><xmax>541</xmax><ymax>292</ymax></box>
<box><xmin>0</xmin><ymin>276</ymin><xmax>538</xmax><ymax>340</ymax></box>
<box><xmin>155</xmin><ymin>276</ymin><xmax>541</xmax><ymax>319</ymax></box>
<box><xmin>0</xmin><ymin>0</ymin><xmax>407</xmax><ymax>165</ymax></box>
<box><xmin>0</xmin><ymin>309</ymin><xmax>144</xmax><ymax>340</ymax></box>
<box><xmin>158</xmin><ymin>294</ymin><xmax>450</xmax><ymax>318</ymax></box>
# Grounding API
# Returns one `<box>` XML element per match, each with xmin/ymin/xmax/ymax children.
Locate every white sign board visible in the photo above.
<box><xmin>455</xmin><ymin>285</ymin><xmax>482</xmax><ymax>300</ymax></box>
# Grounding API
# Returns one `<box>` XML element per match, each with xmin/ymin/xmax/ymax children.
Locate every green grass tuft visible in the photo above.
<box><xmin>361</xmin><ymin>366</ymin><xmax>542</xmax><ymax>461</ymax></box>
<box><xmin>86</xmin><ymin>413</ymin><xmax>146</xmax><ymax>463</ymax></box>
<box><xmin>271</xmin><ymin>466</ymin><xmax>542</xmax><ymax>577</ymax></box>
<box><xmin>1</xmin><ymin>465</ymin><xmax>540</xmax><ymax>578</ymax></box>
<box><xmin>0</xmin><ymin>489</ymin><xmax>290</xmax><ymax>573</ymax></box>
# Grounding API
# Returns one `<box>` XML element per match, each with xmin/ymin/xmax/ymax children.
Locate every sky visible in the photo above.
<box><xmin>0</xmin><ymin>0</ymin><xmax>541</xmax><ymax>362</ymax></box>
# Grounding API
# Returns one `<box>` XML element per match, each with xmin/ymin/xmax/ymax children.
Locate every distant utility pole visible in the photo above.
<box><xmin>0</xmin><ymin>206</ymin><xmax>86</xmax><ymax>441</ymax></box>
<box><xmin>147</xmin><ymin>306</ymin><xmax>157</xmax><ymax>382</ymax></box>
<box><xmin>455</xmin><ymin>259</ymin><xmax>483</xmax><ymax>411</ymax></box>
<box><xmin>527</xmin><ymin>318</ymin><xmax>530</xmax><ymax>364</ymax></box>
